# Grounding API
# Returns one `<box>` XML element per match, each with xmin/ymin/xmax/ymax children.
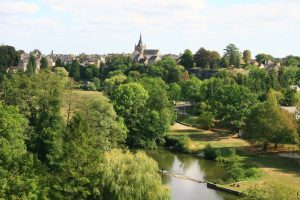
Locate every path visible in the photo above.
<box><xmin>171</xmin><ymin>122</ymin><xmax>200</xmax><ymax>131</ymax></box>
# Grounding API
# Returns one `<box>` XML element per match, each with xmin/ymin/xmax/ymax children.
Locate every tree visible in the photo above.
<box><xmin>91</xmin><ymin>77</ymin><xmax>101</xmax><ymax>90</ymax></box>
<box><xmin>55</xmin><ymin>58</ymin><xmax>63</xmax><ymax>67</ymax></box>
<box><xmin>169</xmin><ymin>82</ymin><xmax>181</xmax><ymax>101</ymax></box>
<box><xmin>111</xmin><ymin>82</ymin><xmax>149</xmax><ymax>146</ymax></box>
<box><xmin>140</xmin><ymin>78</ymin><xmax>174</xmax><ymax>147</ymax></box>
<box><xmin>243</xmin><ymin>101</ymin><xmax>298</xmax><ymax>151</ymax></box>
<box><xmin>223</xmin><ymin>44</ymin><xmax>242</xmax><ymax>67</ymax></box>
<box><xmin>26</xmin><ymin>55</ymin><xmax>36</xmax><ymax>76</ymax></box>
<box><xmin>50</xmin><ymin>97</ymin><xmax>127</xmax><ymax>199</ymax></box>
<box><xmin>104</xmin><ymin>74</ymin><xmax>127</xmax><ymax>97</ymax></box>
<box><xmin>29</xmin><ymin>71</ymin><xmax>66</xmax><ymax>165</ymax></box>
<box><xmin>278</xmin><ymin>66</ymin><xmax>299</xmax><ymax>88</ymax></box>
<box><xmin>26</xmin><ymin>60</ymin><xmax>35</xmax><ymax>77</ymax></box>
<box><xmin>100</xmin><ymin>150</ymin><xmax>170</xmax><ymax>200</ymax></box>
<box><xmin>209</xmin><ymin>51</ymin><xmax>221</xmax><ymax>69</ymax></box>
<box><xmin>149</xmin><ymin>56</ymin><xmax>184</xmax><ymax>83</ymax></box>
<box><xmin>40</xmin><ymin>57</ymin><xmax>49</xmax><ymax>69</ymax></box>
<box><xmin>210</xmin><ymin>84</ymin><xmax>257</xmax><ymax>132</ymax></box>
<box><xmin>179</xmin><ymin>49</ymin><xmax>194</xmax><ymax>69</ymax></box>
<box><xmin>0</xmin><ymin>45</ymin><xmax>19</xmax><ymax>78</ymax></box>
<box><xmin>284</xmin><ymin>55</ymin><xmax>300</xmax><ymax>67</ymax></box>
<box><xmin>194</xmin><ymin>48</ymin><xmax>211</xmax><ymax>69</ymax></box>
<box><xmin>255</xmin><ymin>53</ymin><xmax>274</xmax><ymax>63</ymax></box>
<box><xmin>194</xmin><ymin>48</ymin><xmax>220</xmax><ymax>69</ymax></box>
<box><xmin>247</xmin><ymin>67</ymin><xmax>270</xmax><ymax>96</ymax></box>
<box><xmin>69</xmin><ymin>60</ymin><xmax>81</xmax><ymax>81</ymax></box>
<box><xmin>243</xmin><ymin>50</ymin><xmax>252</xmax><ymax>65</ymax></box>
<box><xmin>0</xmin><ymin>103</ymin><xmax>27</xmax><ymax>166</ymax></box>
<box><xmin>0</xmin><ymin>103</ymin><xmax>46</xmax><ymax>199</ymax></box>
<box><xmin>181</xmin><ymin>76</ymin><xmax>202</xmax><ymax>102</ymax></box>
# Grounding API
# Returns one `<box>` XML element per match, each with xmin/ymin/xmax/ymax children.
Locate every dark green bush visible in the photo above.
<box><xmin>164</xmin><ymin>136</ymin><xmax>189</xmax><ymax>153</ymax></box>
<box><xmin>204</xmin><ymin>144</ymin><xmax>219</xmax><ymax>160</ymax></box>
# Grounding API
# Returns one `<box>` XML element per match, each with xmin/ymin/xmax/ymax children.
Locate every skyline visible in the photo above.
<box><xmin>1</xmin><ymin>0</ymin><xmax>300</xmax><ymax>57</ymax></box>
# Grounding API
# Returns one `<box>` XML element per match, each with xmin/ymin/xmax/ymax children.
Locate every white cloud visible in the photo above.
<box><xmin>0</xmin><ymin>1</ymin><xmax>38</xmax><ymax>14</ymax></box>
<box><xmin>1</xmin><ymin>0</ymin><xmax>300</xmax><ymax>56</ymax></box>
<box><xmin>45</xmin><ymin>0</ymin><xmax>206</xmax><ymax>32</ymax></box>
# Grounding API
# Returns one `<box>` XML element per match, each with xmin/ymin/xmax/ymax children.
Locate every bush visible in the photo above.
<box><xmin>245</xmin><ymin>167</ymin><xmax>261</xmax><ymax>179</ymax></box>
<box><xmin>204</xmin><ymin>144</ymin><xmax>219</xmax><ymax>160</ymax></box>
<box><xmin>218</xmin><ymin>149</ymin><xmax>260</xmax><ymax>183</ymax></box>
<box><xmin>164</xmin><ymin>136</ymin><xmax>190</xmax><ymax>153</ymax></box>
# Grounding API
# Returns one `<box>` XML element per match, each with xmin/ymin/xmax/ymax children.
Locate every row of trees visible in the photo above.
<box><xmin>179</xmin><ymin>44</ymin><xmax>300</xmax><ymax>69</ymax></box>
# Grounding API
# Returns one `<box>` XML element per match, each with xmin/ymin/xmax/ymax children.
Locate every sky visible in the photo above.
<box><xmin>1</xmin><ymin>0</ymin><xmax>300</xmax><ymax>57</ymax></box>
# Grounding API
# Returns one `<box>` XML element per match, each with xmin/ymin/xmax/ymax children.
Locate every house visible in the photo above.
<box><xmin>131</xmin><ymin>34</ymin><xmax>161</xmax><ymax>65</ymax></box>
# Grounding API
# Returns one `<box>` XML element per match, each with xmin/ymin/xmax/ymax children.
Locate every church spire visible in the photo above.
<box><xmin>138</xmin><ymin>33</ymin><xmax>143</xmax><ymax>46</ymax></box>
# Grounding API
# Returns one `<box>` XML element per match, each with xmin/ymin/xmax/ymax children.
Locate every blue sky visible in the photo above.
<box><xmin>1</xmin><ymin>0</ymin><xmax>299</xmax><ymax>57</ymax></box>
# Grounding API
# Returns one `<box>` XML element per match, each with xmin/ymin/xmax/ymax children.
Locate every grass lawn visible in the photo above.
<box><xmin>222</xmin><ymin>154</ymin><xmax>300</xmax><ymax>192</ymax></box>
<box><xmin>61</xmin><ymin>89</ymin><xmax>104</xmax><ymax>120</ymax></box>
<box><xmin>170</xmin><ymin>124</ymin><xmax>249</xmax><ymax>153</ymax></box>
<box><xmin>170</xmin><ymin>123</ymin><xmax>300</xmax><ymax>192</ymax></box>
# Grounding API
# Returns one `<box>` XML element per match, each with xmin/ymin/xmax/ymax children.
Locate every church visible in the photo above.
<box><xmin>131</xmin><ymin>34</ymin><xmax>161</xmax><ymax>65</ymax></box>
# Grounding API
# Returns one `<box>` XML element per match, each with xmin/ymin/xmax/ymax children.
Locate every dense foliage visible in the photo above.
<box><xmin>0</xmin><ymin>68</ymin><xmax>170</xmax><ymax>199</ymax></box>
<box><xmin>243</xmin><ymin>101</ymin><xmax>298</xmax><ymax>151</ymax></box>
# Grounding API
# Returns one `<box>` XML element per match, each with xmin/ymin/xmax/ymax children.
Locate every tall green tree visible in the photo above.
<box><xmin>223</xmin><ymin>44</ymin><xmax>242</xmax><ymax>67</ymax></box>
<box><xmin>50</xmin><ymin>97</ymin><xmax>127</xmax><ymax>199</ymax></box>
<box><xmin>111</xmin><ymin>82</ymin><xmax>149</xmax><ymax>147</ymax></box>
<box><xmin>55</xmin><ymin>58</ymin><xmax>63</xmax><ymax>67</ymax></box>
<box><xmin>243</xmin><ymin>101</ymin><xmax>298</xmax><ymax>151</ymax></box>
<box><xmin>40</xmin><ymin>57</ymin><xmax>49</xmax><ymax>69</ymax></box>
<box><xmin>0</xmin><ymin>103</ymin><xmax>46</xmax><ymax>199</ymax></box>
<box><xmin>210</xmin><ymin>84</ymin><xmax>257</xmax><ymax>132</ymax></box>
<box><xmin>194</xmin><ymin>48</ymin><xmax>211</xmax><ymax>69</ymax></box>
<box><xmin>243</xmin><ymin>50</ymin><xmax>252</xmax><ymax>65</ymax></box>
<box><xmin>69</xmin><ymin>60</ymin><xmax>81</xmax><ymax>81</ymax></box>
<box><xmin>179</xmin><ymin>49</ymin><xmax>194</xmax><ymax>69</ymax></box>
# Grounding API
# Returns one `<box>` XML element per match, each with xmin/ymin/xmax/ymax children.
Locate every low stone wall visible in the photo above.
<box><xmin>207</xmin><ymin>182</ymin><xmax>244</xmax><ymax>196</ymax></box>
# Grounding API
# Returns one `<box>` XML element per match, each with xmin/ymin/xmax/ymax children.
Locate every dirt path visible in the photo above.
<box><xmin>171</xmin><ymin>123</ymin><xmax>200</xmax><ymax>131</ymax></box>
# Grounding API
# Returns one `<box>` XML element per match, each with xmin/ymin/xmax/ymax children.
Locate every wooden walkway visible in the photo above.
<box><xmin>159</xmin><ymin>171</ymin><xmax>207</xmax><ymax>183</ymax></box>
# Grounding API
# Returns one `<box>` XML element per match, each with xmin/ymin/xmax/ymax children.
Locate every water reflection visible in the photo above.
<box><xmin>145</xmin><ymin>149</ymin><xmax>237</xmax><ymax>200</ymax></box>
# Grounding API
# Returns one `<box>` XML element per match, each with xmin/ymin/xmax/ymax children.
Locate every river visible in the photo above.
<box><xmin>145</xmin><ymin>149</ymin><xmax>238</xmax><ymax>200</ymax></box>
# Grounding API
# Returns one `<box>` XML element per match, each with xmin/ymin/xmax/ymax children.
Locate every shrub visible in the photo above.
<box><xmin>245</xmin><ymin>167</ymin><xmax>261</xmax><ymax>179</ymax></box>
<box><xmin>204</xmin><ymin>144</ymin><xmax>219</xmax><ymax>160</ymax></box>
<box><xmin>164</xmin><ymin>136</ymin><xmax>190</xmax><ymax>153</ymax></box>
<box><xmin>218</xmin><ymin>149</ymin><xmax>260</xmax><ymax>183</ymax></box>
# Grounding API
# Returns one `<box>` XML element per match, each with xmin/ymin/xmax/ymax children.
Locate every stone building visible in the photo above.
<box><xmin>131</xmin><ymin>34</ymin><xmax>161</xmax><ymax>65</ymax></box>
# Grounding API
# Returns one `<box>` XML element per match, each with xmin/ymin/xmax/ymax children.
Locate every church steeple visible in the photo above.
<box><xmin>134</xmin><ymin>33</ymin><xmax>145</xmax><ymax>53</ymax></box>
<box><xmin>137</xmin><ymin>33</ymin><xmax>143</xmax><ymax>46</ymax></box>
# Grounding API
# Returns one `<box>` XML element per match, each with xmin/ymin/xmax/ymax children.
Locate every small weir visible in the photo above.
<box><xmin>159</xmin><ymin>171</ymin><xmax>206</xmax><ymax>183</ymax></box>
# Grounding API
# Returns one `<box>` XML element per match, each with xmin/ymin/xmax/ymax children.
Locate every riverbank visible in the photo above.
<box><xmin>168</xmin><ymin>123</ymin><xmax>300</xmax><ymax>193</ymax></box>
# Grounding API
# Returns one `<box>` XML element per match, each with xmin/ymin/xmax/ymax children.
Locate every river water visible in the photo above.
<box><xmin>145</xmin><ymin>149</ymin><xmax>238</xmax><ymax>200</ymax></box>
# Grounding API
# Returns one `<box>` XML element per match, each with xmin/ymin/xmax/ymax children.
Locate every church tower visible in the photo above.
<box><xmin>134</xmin><ymin>33</ymin><xmax>145</xmax><ymax>53</ymax></box>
